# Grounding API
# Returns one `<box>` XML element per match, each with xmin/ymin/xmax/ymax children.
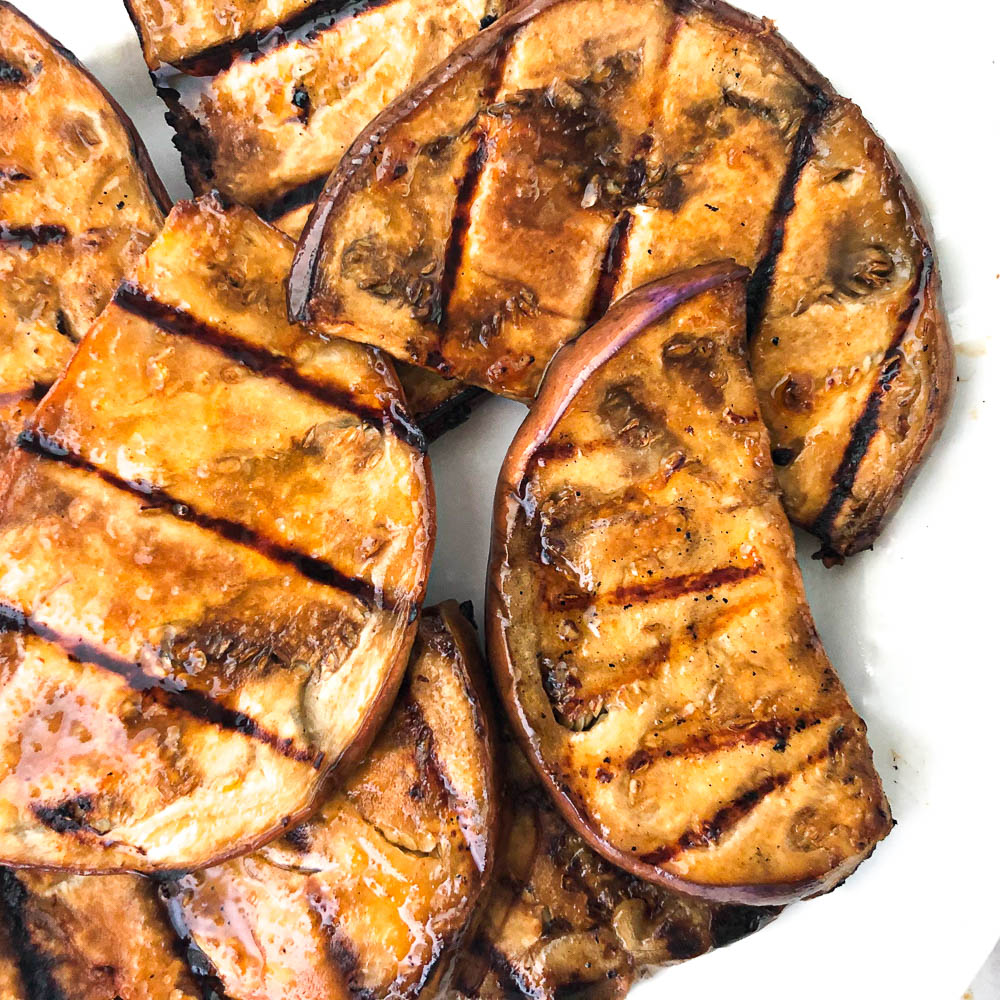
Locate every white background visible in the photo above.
<box><xmin>18</xmin><ymin>0</ymin><xmax>1000</xmax><ymax>996</ymax></box>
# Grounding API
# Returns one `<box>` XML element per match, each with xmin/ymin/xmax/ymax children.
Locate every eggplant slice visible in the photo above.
<box><xmin>164</xmin><ymin>601</ymin><xmax>496</xmax><ymax>1000</ymax></box>
<box><xmin>447</xmin><ymin>730</ymin><xmax>779</xmax><ymax>1000</ymax></box>
<box><xmin>487</xmin><ymin>263</ymin><xmax>891</xmax><ymax>905</ymax></box>
<box><xmin>0</xmin><ymin>868</ymin><xmax>208</xmax><ymax>1000</ymax></box>
<box><xmin>0</xmin><ymin>196</ymin><xmax>434</xmax><ymax>872</ymax></box>
<box><xmin>128</xmin><ymin>0</ymin><xmax>501</xmax><ymax>438</ymax></box>
<box><xmin>0</xmin><ymin>2</ymin><xmax>168</xmax><ymax>465</ymax></box>
<box><xmin>291</xmin><ymin>0</ymin><xmax>952</xmax><ymax>557</ymax></box>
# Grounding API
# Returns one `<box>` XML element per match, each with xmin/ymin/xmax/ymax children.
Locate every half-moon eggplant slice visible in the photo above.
<box><xmin>487</xmin><ymin>263</ymin><xmax>891</xmax><ymax>905</ymax></box>
<box><xmin>291</xmin><ymin>0</ymin><xmax>951</xmax><ymax>556</ymax></box>
<box><xmin>0</xmin><ymin>868</ymin><xmax>208</xmax><ymax>1000</ymax></box>
<box><xmin>164</xmin><ymin>600</ymin><xmax>497</xmax><ymax>1000</ymax></box>
<box><xmin>0</xmin><ymin>196</ymin><xmax>433</xmax><ymax>873</ymax></box>
<box><xmin>749</xmin><ymin>98</ymin><xmax>952</xmax><ymax>557</ymax></box>
<box><xmin>0</xmin><ymin>2</ymin><xmax>168</xmax><ymax>463</ymax></box>
<box><xmin>446</xmin><ymin>730</ymin><xmax>779</xmax><ymax>1000</ymax></box>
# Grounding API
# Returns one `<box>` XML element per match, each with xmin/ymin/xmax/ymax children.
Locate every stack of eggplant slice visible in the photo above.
<box><xmin>0</xmin><ymin>0</ymin><xmax>953</xmax><ymax>996</ymax></box>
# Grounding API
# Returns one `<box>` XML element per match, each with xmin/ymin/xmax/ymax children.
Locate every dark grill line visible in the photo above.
<box><xmin>256</xmin><ymin>173</ymin><xmax>329</xmax><ymax>224</ymax></box>
<box><xmin>640</xmin><ymin>724</ymin><xmax>853</xmax><ymax>866</ymax></box>
<box><xmin>17</xmin><ymin>427</ymin><xmax>384</xmax><ymax>610</ymax></box>
<box><xmin>586</xmin><ymin>210</ymin><xmax>634</xmax><ymax>325</ymax></box>
<box><xmin>160</xmin><ymin>0</ymin><xmax>383</xmax><ymax>77</ymax></box>
<box><xmin>745</xmin><ymin>92</ymin><xmax>832</xmax><ymax>337</ymax></box>
<box><xmin>0</xmin><ymin>868</ymin><xmax>68</xmax><ymax>1000</ymax></box>
<box><xmin>113</xmin><ymin>281</ymin><xmax>426</xmax><ymax>452</ymax></box>
<box><xmin>0</xmin><ymin>605</ymin><xmax>323</xmax><ymax>767</ymax></box>
<box><xmin>808</xmin><ymin>252</ymin><xmax>931</xmax><ymax>550</ymax></box>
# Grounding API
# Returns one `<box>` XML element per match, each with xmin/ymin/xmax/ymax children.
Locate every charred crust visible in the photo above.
<box><xmin>0</xmin><ymin>223</ymin><xmax>68</xmax><ymax>248</ymax></box>
<box><xmin>0</xmin><ymin>58</ymin><xmax>26</xmax><ymax>85</ymax></box>
<box><xmin>417</xmin><ymin>386</ymin><xmax>487</xmax><ymax>442</ymax></box>
<box><xmin>709</xmin><ymin>903</ymin><xmax>781</xmax><ymax>947</ymax></box>
<box><xmin>31</xmin><ymin>795</ymin><xmax>98</xmax><ymax>836</ymax></box>
<box><xmin>0</xmin><ymin>868</ymin><xmax>67</xmax><ymax>1000</ymax></box>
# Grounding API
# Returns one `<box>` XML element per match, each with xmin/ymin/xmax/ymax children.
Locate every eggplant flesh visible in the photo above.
<box><xmin>0</xmin><ymin>2</ymin><xmax>167</xmax><ymax>464</ymax></box>
<box><xmin>292</xmin><ymin>0</ymin><xmax>951</xmax><ymax>556</ymax></box>
<box><xmin>446</xmin><ymin>731</ymin><xmax>779</xmax><ymax>1000</ymax></box>
<box><xmin>165</xmin><ymin>601</ymin><xmax>497</xmax><ymax>1000</ymax></box>
<box><xmin>487</xmin><ymin>264</ymin><xmax>892</xmax><ymax>905</ymax></box>
<box><xmin>0</xmin><ymin>197</ymin><xmax>433</xmax><ymax>873</ymax></box>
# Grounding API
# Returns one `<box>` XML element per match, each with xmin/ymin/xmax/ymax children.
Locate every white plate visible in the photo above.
<box><xmin>19</xmin><ymin>0</ymin><xmax>1000</xmax><ymax>996</ymax></box>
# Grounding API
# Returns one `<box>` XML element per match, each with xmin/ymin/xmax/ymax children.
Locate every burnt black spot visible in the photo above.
<box><xmin>0</xmin><ymin>868</ymin><xmax>67</xmax><ymax>999</ymax></box>
<box><xmin>282</xmin><ymin>824</ymin><xmax>312</xmax><ymax>852</ymax></box>
<box><xmin>771</xmin><ymin>446</ymin><xmax>796</xmax><ymax>467</ymax></box>
<box><xmin>479</xmin><ymin>13</ymin><xmax>498</xmax><ymax>28</ymax></box>
<box><xmin>291</xmin><ymin>83</ymin><xmax>311</xmax><ymax>124</ymax></box>
<box><xmin>0</xmin><ymin>59</ymin><xmax>26</xmax><ymax>85</ymax></box>
<box><xmin>664</xmin><ymin>923</ymin><xmax>706</xmax><ymax>960</ymax></box>
<box><xmin>0</xmin><ymin>223</ymin><xmax>68</xmax><ymax>248</ymax></box>
<box><xmin>32</xmin><ymin>794</ymin><xmax>96</xmax><ymax>834</ymax></box>
<box><xmin>458</xmin><ymin>600</ymin><xmax>477</xmax><ymax>628</ymax></box>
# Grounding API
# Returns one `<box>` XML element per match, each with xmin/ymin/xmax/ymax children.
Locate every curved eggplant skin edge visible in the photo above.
<box><xmin>0</xmin><ymin>0</ymin><xmax>171</xmax><ymax>218</ymax></box>
<box><xmin>486</xmin><ymin>262</ymin><xmax>862</xmax><ymax>906</ymax></box>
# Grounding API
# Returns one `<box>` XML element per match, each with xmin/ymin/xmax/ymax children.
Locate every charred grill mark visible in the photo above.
<box><xmin>113</xmin><ymin>281</ymin><xmax>426</xmax><ymax>452</ymax></box>
<box><xmin>32</xmin><ymin>795</ymin><xmax>100</xmax><ymax>836</ymax></box>
<box><xmin>0</xmin><ymin>223</ymin><xmax>68</xmax><ymax>249</ymax></box>
<box><xmin>0</xmin><ymin>869</ymin><xmax>68</xmax><ymax>1000</ymax></box>
<box><xmin>808</xmin><ymin>252</ymin><xmax>931</xmax><ymax>552</ymax></box>
<box><xmin>640</xmin><ymin>723</ymin><xmax>855</xmax><ymax>867</ymax></box>
<box><xmin>586</xmin><ymin>211</ymin><xmax>633</xmax><ymax>324</ymax></box>
<box><xmin>0</xmin><ymin>59</ymin><xmax>26</xmax><ymax>85</ymax></box>
<box><xmin>625</xmin><ymin>717</ymin><xmax>817</xmax><ymax>770</ymax></box>
<box><xmin>553</xmin><ymin>560</ymin><xmax>763</xmax><ymax>611</ymax></box>
<box><xmin>709</xmin><ymin>903</ymin><xmax>782</xmax><ymax>948</ymax></box>
<box><xmin>437</xmin><ymin>130</ymin><xmax>491</xmax><ymax>331</ymax></box>
<box><xmin>746</xmin><ymin>93</ymin><xmax>831</xmax><ymax>336</ymax></box>
<box><xmin>416</xmin><ymin>385</ymin><xmax>487</xmax><ymax>442</ymax></box>
<box><xmin>256</xmin><ymin>174</ymin><xmax>328</xmax><ymax>224</ymax></box>
<box><xmin>0</xmin><ymin>603</ymin><xmax>323</xmax><ymax>767</ymax></box>
<box><xmin>17</xmin><ymin>428</ymin><xmax>386</xmax><ymax>610</ymax></box>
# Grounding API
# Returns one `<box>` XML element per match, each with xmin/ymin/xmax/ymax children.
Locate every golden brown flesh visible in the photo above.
<box><xmin>0</xmin><ymin>197</ymin><xmax>433</xmax><ymax>873</ymax></box>
<box><xmin>0</xmin><ymin>869</ymin><xmax>205</xmax><ymax>999</ymax></box>
<box><xmin>165</xmin><ymin>602</ymin><xmax>497</xmax><ymax>1000</ymax></box>
<box><xmin>0</xmin><ymin>2</ymin><xmax>168</xmax><ymax>463</ymax></box>
<box><xmin>447</xmin><ymin>731</ymin><xmax>779</xmax><ymax>1000</ymax></box>
<box><xmin>750</xmin><ymin>98</ymin><xmax>952</xmax><ymax>556</ymax></box>
<box><xmin>292</xmin><ymin>0</ymin><xmax>951</xmax><ymax>555</ymax></box>
<box><xmin>487</xmin><ymin>264</ymin><xmax>892</xmax><ymax>905</ymax></box>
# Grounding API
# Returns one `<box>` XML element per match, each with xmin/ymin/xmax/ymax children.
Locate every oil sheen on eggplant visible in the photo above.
<box><xmin>487</xmin><ymin>263</ymin><xmax>892</xmax><ymax>905</ymax></box>
<box><xmin>125</xmin><ymin>0</ymin><xmax>506</xmax><ymax>434</ymax></box>
<box><xmin>0</xmin><ymin>2</ymin><xmax>168</xmax><ymax>465</ymax></box>
<box><xmin>291</xmin><ymin>0</ymin><xmax>952</xmax><ymax>557</ymax></box>
<box><xmin>0</xmin><ymin>196</ymin><xmax>434</xmax><ymax>873</ymax></box>
<box><xmin>164</xmin><ymin>601</ymin><xmax>496</xmax><ymax>1000</ymax></box>
<box><xmin>445</xmin><ymin>729</ymin><xmax>780</xmax><ymax>1000</ymax></box>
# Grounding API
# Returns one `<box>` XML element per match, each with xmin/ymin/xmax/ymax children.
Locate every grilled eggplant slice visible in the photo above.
<box><xmin>0</xmin><ymin>196</ymin><xmax>433</xmax><ymax>872</ymax></box>
<box><xmin>447</xmin><ymin>730</ymin><xmax>779</xmax><ymax>1000</ymax></box>
<box><xmin>487</xmin><ymin>263</ymin><xmax>891</xmax><ymax>905</ymax></box>
<box><xmin>165</xmin><ymin>601</ymin><xmax>496</xmax><ymax>1000</ymax></box>
<box><xmin>749</xmin><ymin>98</ymin><xmax>952</xmax><ymax>557</ymax></box>
<box><xmin>292</xmin><ymin>0</ymin><xmax>951</xmax><ymax>555</ymax></box>
<box><xmin>0</xmin><ymin>2</ymin><xmax>168</xmax><ymax>463</ymax></box>
<box><xmin>0</xmin><ymin>868</ymin><xmax>206</xmax><ymax>999</ymax></box>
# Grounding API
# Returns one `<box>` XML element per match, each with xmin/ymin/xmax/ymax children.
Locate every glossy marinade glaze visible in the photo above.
<box><xmin>0</xmin><ymin>2</ymin><xmax>168</xmax><ymax>465</ymax></box>
<box><xmin>0</xmin><ymin>196</ymin><xmax>434</xmax><ymax>873</ymax></box>
<box><xmin>487</xmin><ymin>264</ymin><xmax>891</xmax><ymax>905</ymax></box>
<box><xmin>0</xmin><ymin>602</ymin><xmax>496</xmax><ymax>1000</ymax></box>
<box><xmin>291</xmin><ymin>0</ymin><xmax>951</xmax><ymax>557</ymax></box>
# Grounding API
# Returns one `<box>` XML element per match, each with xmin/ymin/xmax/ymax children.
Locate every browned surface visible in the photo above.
<box><xmin>1</xmin><ymin>869</ymin><xmax>203</xmax><ymax>999</ymax></box>
<box><xmin>293</xmin><ymin>0</ymin><xmax>951</xmax><ymax>554</ymax></box>
<box><xmin>0</xmin><ymin>197</ymin><xmax>433</xmax><ymax>872</ymax></box>
<box><xmin>166</xmin><ymin>601</ymin><xmax>497</xmax><ymax>1000</ymax></box>
<box><xmin>750</xmin><ymin>98</ymin><xmax>952</xmax><ymax>556</ymax></box>
<box><xmin>446</xmin><ymin>731</ymin><xmax>779</xmax><ymax>1000</ymax></box>
<box><xmin>0</xmin><ymin>2</ymin><xmax>167</xmax><ymax>461</ymax></box>
<box><xmin>0</xmin><ymin>892</ymin><xmax>25</xmax><ymax>999</ymax></box>
<box><xmin>488</xmin><ymin>267</ymin><xmax>891</xmax><ymax>904</ymax></box>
